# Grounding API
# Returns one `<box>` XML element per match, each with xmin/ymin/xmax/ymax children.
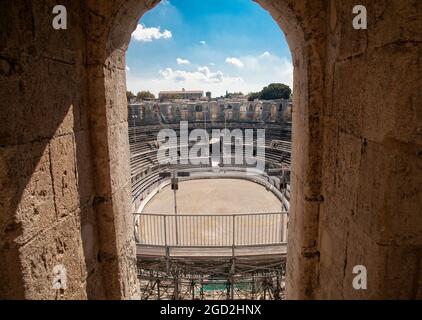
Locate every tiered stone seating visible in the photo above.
<box><xmin>129</xmin><ymin>121</ymin><xmax>292</xmax><ymax>204</ymax></box>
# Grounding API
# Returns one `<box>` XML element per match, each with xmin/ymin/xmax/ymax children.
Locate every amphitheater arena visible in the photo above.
<box><xmin>130</xmin><ymin>102</ymin><xmax>292</xmax><ymax>299</ymax></box>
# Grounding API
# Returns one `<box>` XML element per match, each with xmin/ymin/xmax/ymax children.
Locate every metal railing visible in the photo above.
<box><xmin>134</xmin><ymin>212</ymin><xmax>288</xmax><ymax>247</ymax></box>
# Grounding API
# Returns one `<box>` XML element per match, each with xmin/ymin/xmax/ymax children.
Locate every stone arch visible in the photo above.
<box><xmin>2</xmin><ymin>0</ymin><xmax>419</xmax><ymax>300</ymax></box>
<box><xmin>85</xmin><ymin>0</ymin><xmax>327</xmax><ymax>299</ymax></box>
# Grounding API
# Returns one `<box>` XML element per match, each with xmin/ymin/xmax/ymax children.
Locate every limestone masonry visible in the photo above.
<box><xmin>0</xmin><ymin>0</ymin><xmax>420</xmax><ymax>300</ymax></box>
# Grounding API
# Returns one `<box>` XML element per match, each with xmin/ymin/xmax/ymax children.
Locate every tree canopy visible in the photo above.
<box><xmin>136</xmin><ymin>91</ymin><xmax>156</xmax><ymax>101</ymax></box>
<box><xmin>248</xmin><ymin>83</ymin><xmax>292</xmax><ymax>101</ymax></box>
<box><xmin>225</xmin><ymin>91</ymin><xmax>245</xmax><ymax>99</ymax></box>
<box><xmin>126</xmin><ymin>91</ymin><xmax>135</xmax><ymax>103</ymax></box>
<box><xmin>247</xmin><ymin>92</ymin><xmax>261</xmax><ymax>101</ymax></box>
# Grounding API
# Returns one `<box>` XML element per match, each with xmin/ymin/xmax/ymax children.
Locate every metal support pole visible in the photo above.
<box><xmin>232</xmin><ymin>215</ymin><xmax>236</xmax><ymax>253</ymax></box>
<box><xmin>230</xmin><ymin>216</ymin><xmax>236</xmax><ymax>300</ymax></box>
<box><xmin>165</xmin><ymin>247</ymin><xmax>170</xmax><ymax>274</ymax></box>
<box><xmin>275</xmin><ymin>276</ymin><xmax>281</xmax><ymax>300</ymax></box>
<box><xmin>164</xmin><ymin>215</ymin><xmax>167</xmax><ymax>246</ymax></box>
<box><xmin>280</xmin><ymin>213</ymin><xmax>284</xmax><ymax>243</ymax></box>
<box><xmin>191</xmin><ymin>280</ymin><xmax>195</xmax><ymax>300</ymax></box>
<box><xmin>174</xmin><ymin>193</ymin><xmax>179</xmax><ymax>245</ymax></box>
<box><xmin>230</xmin><ymin>258</ymin><xmax>235</xmax><ymax>300</ymax></box>
<box><xmin>173</xmin><ymin>171</ymin><xmax>179</xmax><ymax>245</ymax></box>
<box><xmin>263</xmin><ymin>277</ymin><xmax>269</xmax><ymax>300</ymax></box>
<box><xmin>174</xmin><ymin>275</ymin><xmax>179</xmax><ymax>300</ymax></box>
<box><xmin>173</xmin><ymin>178</ymin><xmax>178</xmax><ymax>215</ymax></box>
<box><xmin>251</xmin><ymin>275</ymin><xmax>255</xmax><ymax>300</ymax></box>
<box><xmin>200</xmin><ymin>277</ymin><xmax>204</xmax><ymax>300</ymax></box>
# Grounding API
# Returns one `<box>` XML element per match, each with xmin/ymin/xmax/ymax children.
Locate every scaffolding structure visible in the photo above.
<box><xmin>137</xmin><ymin>254</ymin><xmax>286</xmax><ymax>300</ymax></box>
<box><xmin>135</xmin><ymin>201</ymin><xmax>289</xmax><ymax>300</ymax></box>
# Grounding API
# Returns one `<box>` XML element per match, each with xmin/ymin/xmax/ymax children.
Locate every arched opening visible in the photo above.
<box><xmin>2</xmin><ymin>0</ymin><xmax>418</xmax><ymax>301</ymax></box>
<box><xmin>86</xmin><ymin>0</ymin><xmax>322</xmax><ymax>300</ymax></box>
<box><xmin>126</xmin><ymin>1</ymin><xmax>296</xmax><ymax>300</ymax></box>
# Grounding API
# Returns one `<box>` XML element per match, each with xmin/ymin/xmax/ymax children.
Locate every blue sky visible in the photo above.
<box><xmin>126</xmin><ymin>0</ymin><xmax>293</xmax><ymax>97</ymax></box>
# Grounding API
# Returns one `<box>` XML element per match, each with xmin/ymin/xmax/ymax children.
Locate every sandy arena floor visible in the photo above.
<box><xmin>142</xmin><ymin>178</ymin><xmax>282</xmax><ymax>214</ymax></box>
<box><xmin>138</xmin><ymin>179</ymin><xmax>287</xmax><ymax>247</ymax></box>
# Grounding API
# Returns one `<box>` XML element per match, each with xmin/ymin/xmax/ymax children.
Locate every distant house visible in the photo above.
<box><xmin>159</xmin><ymin>88</ymin><xmax>204</xmax><ymax>102</ymax></box>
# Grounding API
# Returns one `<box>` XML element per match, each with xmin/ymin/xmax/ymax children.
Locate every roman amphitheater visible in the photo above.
<box><xmin>130</xmin><ymin>101</ymin><xmax>292</xmax><ymax>299</ymax></box>
<box><xmin>0</xmin><ymin>0</ymin><xmax>421</xmax><ymax>300</ymax></box>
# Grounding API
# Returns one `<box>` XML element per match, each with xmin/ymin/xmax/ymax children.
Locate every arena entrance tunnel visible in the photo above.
<box><xmin>0</xmin><ymin>1</ymin><xmax>420</xmax><ymax>300</ymax></box>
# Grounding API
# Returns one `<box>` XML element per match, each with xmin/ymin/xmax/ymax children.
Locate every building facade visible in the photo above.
<box><xmin>159</xmin><ymin>89</ymin><xmax>204</xmax><ymax>101</ymax></box>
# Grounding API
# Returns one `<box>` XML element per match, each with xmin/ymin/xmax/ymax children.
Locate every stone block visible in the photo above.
<box><xmin>49</xmin><ymin>134</ymin><xmax>79</xmax><ymax>218</ymax></box>
<box><xmin>107</xmin><ymin>122</ymin><xmax>131</xmax><ymax>196</ymax></box>
<box><xmin>368</xmin><ymin>0</ymin><xmax>422</xmax><ymax>48</ymax></box>
<box><xmin>0</xmin><ymin>142</ymin><xmax>56</xmax><ymax>245</ymax></box>
<box><xmin>74</xmin><ymin>130</ymin><xmax>95</xmax><ymax>206</ymax></box>
<box><xmin>20</xmin><ymin>215</ymin><xmax>87</xmax><ymax>300</ymax></box>
<box><xmin>342</xmin><ymin>222</ymin><xmax>420</xmax><ymax>299</ymax></box>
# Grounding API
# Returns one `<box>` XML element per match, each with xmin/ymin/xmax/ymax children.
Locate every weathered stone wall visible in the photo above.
<box><xmin>0</xmin><ymin>0</ymin><xmax>102</xmax><ymax>299</ymax></box>
<box><xmin>257</xmin><ymin>0</ymin><xmax>327</xmax><ymax>299</ymax></box>
<box><xmin>260</xmin><ymin>0</ymin><xmax>421</xmax><ymax>300</ymax></box>
<box><xmin>319</xmin><ymin>0</ymin><xmax>422</xmax><ymax>299</ymax></box>
<box><xmin>0</xmin><ymin>0</ymin><xmax>420</xmax><ymax>299</ymax></box>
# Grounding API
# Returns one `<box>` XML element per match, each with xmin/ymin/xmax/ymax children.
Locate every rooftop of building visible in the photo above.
<box><xmin>159</xmin><ymin>90</ymin><xmax>204</xmax><ymax>94</ymax></box>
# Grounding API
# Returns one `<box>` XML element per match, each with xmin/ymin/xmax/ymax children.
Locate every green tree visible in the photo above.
<box><xmin>247</xmin><ymin>92</ymin><xmax>261</xmax><ymax>101</ymax></box>
<box><xmin>248</xmin><ymin>84</ymin><xmax>292</xmax><ymax>101</ymax></box>
<box><xmin>136</xmin><ymin>91</ymin><xmax>155</xmax><ymax>101</ymax></box>
<box><xmin>126</xmin><ymin>91</ymin><xmax>135</xmax><ymax>103</ymax></box>
<box><xmin>260</xmin><ymin>83</ymin><xmax>291</xmax><ymax>100</ymax></box>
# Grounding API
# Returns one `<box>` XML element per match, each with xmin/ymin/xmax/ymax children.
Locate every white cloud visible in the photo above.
<box><xmin>126</xmin><ymin>64</ymin><xmax>243</xmax><ymax>97</ymax></box>
<box><xmin>209</xmin><ymin>62</ymin><xmax>215</xmax><ymax>66</ymax></box>
<box><xmin>225</xmin><ymin>57</ymin><xmax>244</xmax><ymax>68</ymax></box>
<box><xmin>200</xmin><ymin>41</ymin><xmax>206</xmax><ymax>45</ymax></box>
<box><xmin>160</xmin><ymin>66</ymin><xmax>241</xmax><ymax>84</ymax></box>
<box><xmin>176</xmin><ymin>58</ymin><xmax>190</xmax><ymax>65</ymax></box>
<box><xmin>132</xmin><ymin>24</ymin><xmax>172</xmax><ymax>42</ymax></box>
<box><xmin>126</xmin><ymin>52</ymin><xmax>293</xmax><ymax>97</ymax></box>
<box><xmin>235</xmin><ymin>52</ymin><xmax>293</xmax><ymax>91</ymax></box>
<box><xmin>126</xmin><ymin>66</ymin><xmax>130</xmax><ymax>72</ymax></box>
